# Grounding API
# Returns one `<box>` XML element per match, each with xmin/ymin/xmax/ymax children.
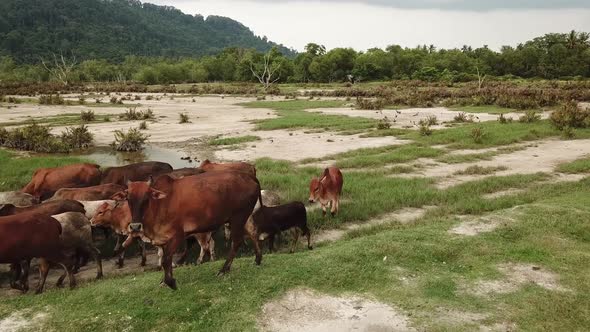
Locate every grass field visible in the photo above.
<box><xmin>1</xmin><ymin>98</ymin><xmax>590</xmax><ymax>331</ymax></box>
<box><xmin>209</xmin><ymin>135</ymin><xmax>261</xmax><ymax>146</ymax></box>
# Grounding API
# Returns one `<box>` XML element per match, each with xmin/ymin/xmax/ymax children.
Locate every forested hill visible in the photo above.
<box><xmin>0</xmin><ymin>0</ymin><xmax>295</xmax><ymax>63</ymax></box>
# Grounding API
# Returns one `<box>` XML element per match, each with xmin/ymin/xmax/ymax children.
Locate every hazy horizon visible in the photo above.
<box><xmin>147</xmin><ymin>0</ymin><xmax>590</xmax><ymax>52</ymax></box>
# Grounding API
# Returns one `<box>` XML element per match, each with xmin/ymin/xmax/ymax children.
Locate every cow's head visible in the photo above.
<box><xmin>91</xmin><ymin>201</ymin><xmax>124</xmax><ymax>229</ymax></box>
<box><xmin>308</xmin><ymin>168</ymin><xmax>329</xmax><ymax>203</ymax></box>
<box><xmin>111</xmin><ymin>177</ymin><xmax>167</xmax><ymax>233</ymax></box>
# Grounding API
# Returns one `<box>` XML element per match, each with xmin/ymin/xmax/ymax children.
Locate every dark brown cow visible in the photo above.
<box><xmin>308</xmin><ymin>167</ymin><xmax>344</xmax><ymax>217</ymax></box>
<box><xmin>0</xmin><ymin>199</ymin><xmax>85</xmax><ymax>217</ymax></box>
<box><xmin>198</xmin><ymin>159</ymin><xmax>256</xmax><ymax>177</ymax></box>
<box><xmin>112</xmin><ymin>172</ymin><xmax>261</xmax><ymax>289</ymax></box>
<box><xmin>21</xmin><ymin>163</ymin><xmax>101</xmax><ymax>201</ymax></box>
<box><xmin>251</xmin><ymin>201</ymin><xmax>312</xmax><ymax>253</ymax></box>
<box><xmin>100</xmin><ymin>161</ymin><xmax>173</xmax><ymax>186</ymax></box>
<box><xmin>163</xmin><ymin>168</ymin><xmax>205</xmax><ymax>180</ymax></box>
<box><xmin>0</xmin><ymin>212</ymin><xmax>76</xmax><ymax>293</ymax></box>
<box><xmin>49</xmin><ymin>184</ymin><xmax>126</xmax><ymax>201</ymax></box>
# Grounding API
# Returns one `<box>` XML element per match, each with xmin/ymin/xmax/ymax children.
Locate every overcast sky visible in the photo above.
<box><xmin>147</xmin><ymin>0</ymin><xmax>590</xmax><ymax>52</ymax></box>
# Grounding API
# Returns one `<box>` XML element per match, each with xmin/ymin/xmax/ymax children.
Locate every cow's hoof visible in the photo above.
<box><xmin>115</xmin><ymin>261</ymin><xmax>124</xmax><ymax>269</ymax></box>
<box><xmin>96</xmin><ymin>273</ymin><xmax>103</xmax><ymax>280</ymax></box>
<box><xmin>140</xmin><ymin>261</ymin><xmax>146</xmax><ymax>267</ymax></box>
<box><xmin>35</xmin><ymin>289</ymin><xmax>43</xmax><ymax>295</ymax></box>
<box><xmin>164</xmin><ymin>278</ymin><xmax>177</xmax><ymax>290</ymax></box>
<box><xmin>331</xmin><ymin>212</ymin><xmax>335</xmax><ymax>217</ymax></box>
<box><xmin>255</xmin><ymin>255</ymin><xmax>262</xmax><ymax>266</ymax></box>
<box><xmin>308</xmin><ymin>246</ymin><xmax>314</xmax><ymax>250</ymax></box>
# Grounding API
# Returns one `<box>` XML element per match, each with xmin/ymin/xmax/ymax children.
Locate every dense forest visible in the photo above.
<box><xmin>0</xmin><ymin>0</ymin><xmax>294</xmax><ymax>62</ymax></box>
<box><xmin>0</xmin><ymin>0</ymin><xmax>588</xmax><ymax>84</ymax></box>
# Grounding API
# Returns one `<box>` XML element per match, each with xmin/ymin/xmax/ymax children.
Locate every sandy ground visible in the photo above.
<box><xmin>394</xmin><ymin>139</ymin><xmax>590</xmax><ymax>189</ymax></box>
<box><xmin>318</xmin><ymin>107</ymin><xmax>549</xmax><ymax>129</ymax></box>
<box><xmin>258</xmin><ymin>288</ymin><xmax>415</xmax><ymax>332</ymax></box>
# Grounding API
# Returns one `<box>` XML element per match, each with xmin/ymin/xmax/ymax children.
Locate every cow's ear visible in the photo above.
<box><xmin>111</xmin><ymin>190</ymin><xmax>128</xmax><ymax>201</ymax></box>
<box><xmin>150</xmin><ymin>188</ymin><xmax>167</xmax><ymax>200</ymax></box>
<box><xmin>319</xmin><ymin>168</ymin><xmax>329</xmax><ymax>182</ymax></box>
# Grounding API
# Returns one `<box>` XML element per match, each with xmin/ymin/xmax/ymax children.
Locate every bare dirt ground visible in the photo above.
<box><xmin>464</xmin><ymin>263</ymin><xmax>570</xmax><ymax>296</ymax></box>
<box><xmin>258</xmin><ymin>288</ymin><xmax>416</xmax><ymax>332</ymax></box>
<box><xmin>394</xmin><ymin>139</ymin><xmax>590</xmax><ymax>189</ymax></box>
<box><xmin>0</xmin><ymin>310</ymin><xmax>48</xmax><ymax>332</ymax></box>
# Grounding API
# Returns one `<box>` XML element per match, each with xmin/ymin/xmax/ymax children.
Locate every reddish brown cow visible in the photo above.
<box><xmin>198</xmin><ymin>159</ymin><xmax>256</xmax><ymax>177</ymax></box>
<box><xmin>100</xmin><ymin>161</ymin><xmax>173</xmax><ymax>186</ymax></box>
<box><xmin>0</xmin><ymin>199</ymin><xmax>85</xmax><ymax>217</ymax></box>
<box><xmin>0</xmin><ymin>212</ymin><xmax>76</xmax><ymax>294</ymax></box>
<box><xmin>21</xmin><ymin>163</ymin><xmax>101</xmax><ymax>201</ymax></box>
<box><xmin>112</xmin><ymin>172</ymin><xmax>261</xmax><ymax>289</ymax></box>
<box><xmin>308</xmin><ymin>167</ymin><xmax>344</xmax><ymax>217</ymax></box>
<box><xmin>49</xmin><ymin>184</ymin><xmax>126</xmax><ymax>201</ymax></box>
<box><xmin>163</xmin><ymin>167</ymin><xmax>205</xmax><ymax>180</ymax></box>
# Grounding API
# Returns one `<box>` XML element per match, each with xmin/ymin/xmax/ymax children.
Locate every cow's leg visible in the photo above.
<box><xmin>219</xmin><ymin>212</ymin><xmax>253</xmax><ymax>276</ymax></box>
<box><xmin>223</xmin><ymin>223</ymin><xmax>231</xmax><ymax>248</ymax></box>
<box><xmin>9</xmin><ymin>263</ymin><xmax>22</xmax><ymax>290</ymax></box>
<box><xmin>116</xmin><ymin>235</ymin><xmax>134</xmax><ymax>268</ymax></box>
<box><xmin>113</xmin><ymin>234</ymin><xmax>124</xmax><ymax>257</ymax></box>
<box><xmin>176</xmin><ymin>237</ymin><xmax>195</xmax><ymax>266</ymax></box>
<box><xmin>20</xmin><ymin>260</ymin><xmax>30</xmax><ymax>292</ymax></box>
<box><xmin>139</xmin><ymin>239</ymin><xmax>147</xmax><ymax>267</ymax></box>
<box><xmin>245</xmin><ymin>225</ymin><xmax>262</xmax><ymax>266</ymax></box>
<box><xmin>157</xmin><ymin>247</ymin><xmax>163</xmax><ymax>269</ymax></box>
<box><xmin>209</xmin><ymin>236</ymin><xmax>216</xmax><ymax>262</ymax></box>
<box><xmin>330</xmin><ymin>199</ymin><xmax>337</xmax><ymax>217</ymax></box>
<box><xmin>268</xmin><ymin>234</ymin><xmax>275</xmax><ymax>253</ymax></box>
<box><xmin>321</xmin><ymin>203</ymin><xmax>327</xmax><ymax>217</ymax></box>
<box><xmin>290</xmin><ymin>229</ymin><xmax>301</xmax><ymax>253</ymax></box>
<box><xmin>161</xmin><ymin>236</ymin><xmax>181</xmax><ymax>290</ymax></box>
<box><xmin>302</xmin><ymin>224</ymin><xmax>313</xmax><ymax>250</ymax></box>
<box><xmin>89</xmin><ymin>245</ymin><xmax>103</xmax><ymax>280</ymax></box>
<box><xmin>35</xmin><ymin>258</ymin><xmax>51</xmax><ymax>294</ymax></box>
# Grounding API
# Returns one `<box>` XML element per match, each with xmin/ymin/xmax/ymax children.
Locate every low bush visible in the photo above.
<box><xmin>453</xmin><ymin>112</ymin><xmax>473</xmax><ymax>123</ymax></box>
<box><xmin>0</xmin><ymin>123</ymin><xmax>70</xmax><ymax>152</ymax></box>
<box><xmin>60</xmin><ymin>125</ymin><xmax>94</xmax><ymax>149</ymax></box>
<box><xmin>179</xmin><ymin>113</ymin><xmax>190</xmax><ymax>124</ymax></box>
<box><xmin>471</xmin><ymin>126</ymin><xmax>485</xmax><ymax>143</ymax></box>
<box><xmin>550</xmin><ymin>102</ymin><xmax>590</xmax><ymax>130</ymax></box>
<box><xmin>39</xmin><ymin>94</ymin><xmax>65</xmax><ymax>105</ymax></box>
<box><xmin>110</xmin><ymin>128</ymin><xmax>149</xmax><ymax>152</ymax></box>
<box><xmin>138</xmin><ymin>121</ymin><xmax>148</xmax><ymax>130</ymax></box>
<box><xmin>356</xmin><ymin>97</ymin><xmax>385</xmax><ymax>110</ymax></box>
<box><xmin>80</xmin><ymin>110</ymin><xmax>96</xmax><ymax>122</ymax></box>
<box><xmin>418</xmin><ymin>119</ymin><xmax>432</xmax><ymax>136</ymax></box>
<box><xmin>119</xmin><ymin>107</ymin><xmax>155</xmax><ymax>121</ymax></box>
<box><xmin>519</xmin><ymin>110</ymin><xmax>541</xmax><ymax>123</ymax></box>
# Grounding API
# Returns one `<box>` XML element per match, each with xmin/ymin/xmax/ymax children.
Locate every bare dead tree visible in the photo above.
<box><xmin>476</xmin><ymin>66</ymin><xmax>486</xmax><ymax>91</ymax></box>
<box><xmin>250</xmin><ymin>51</ymin><xmax>281</xmax><ymax>90</ymax></box>
<box><xmin>40</xmin><ymin>52</ymin><xmax>77</xmax><ymax>85</ymax></box>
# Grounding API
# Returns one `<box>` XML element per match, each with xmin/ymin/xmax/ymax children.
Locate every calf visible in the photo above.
<box><xmin>308</xmin><ymin>167</ymin><xmax>344</xmax><ymax>217</ymax></box>
<box><xmin>49</xmin><ymin>184</ymin><xmax>126</xmax><ymax>201</ymax></box>
<box><xmin>0</xmin><ymin>212</ymin><xmax>76</xmax><ymax>293</ymax></box>
<box><xmin>224</xmin><ymin>189</ymin><xmax>281</xmax><ymax>243</ymax></box>
<box><xmin>21</xmin><ymin>163</ymin><xmax>101</xmax><ymax>201</ymax></box>
<box><xmin>0</xmin><ymin>191</ymin><xmax>38</xmax><ymax>207</ymax></box>
<box><xmin>52</xmin><ymin>212</ymin><xmax>103</xmax><ymax>285</ymax></box>
<box><xmin>251</xmin><ymin>201</ymin><xmax>312</xmax><ymax>253</ymax></box>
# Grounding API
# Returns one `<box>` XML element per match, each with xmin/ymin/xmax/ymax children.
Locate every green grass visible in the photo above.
<box><xmin>2</xmin><ymin>175</ymin><xmax>589</xmax><ymax>331</ymax></box>
<box><xmin>0</xmin><ymin>113</ymin><xmax>116</xmax><ymax>128</ymax></box>
<box><xmin>0</xmin><ymin>149</ymin><xmax>87</xmax><ymax>191</ymax></box>
<box><xmin>450</xmin><ymin>105</ymin><xmax>522</xmax><ymax>114</ymax></box>
<box><xmin>209</xmin><ymin>135</ymin><xmax>261</xmax><ymax>146</ymax></box>
<box><xmin>240</xmin><ymin>100</ymin><xmax>377</xmax><ymax>132</ymax></box>
<box><xmin>454</xmin><ymin>165</ymin><xmax>508</xmax><ymax>175</ymax></box>
<box><xmin>556</xmin><ymin>157</ymin><xmax>590</xmax><ymax>174</ymax></box>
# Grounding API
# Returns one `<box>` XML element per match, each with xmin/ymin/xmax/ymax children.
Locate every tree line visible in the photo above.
<box><xmin>1</xmin><ymin>31</ymin><xmax>589</xmax><ymax>85</ymax></box>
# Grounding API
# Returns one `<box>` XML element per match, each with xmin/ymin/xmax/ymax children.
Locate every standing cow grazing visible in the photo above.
<box><xmin>21</xmin><ymin>163</ymin><xmax>102</xmax><ymax>201</ymax></box>
<box><xmin>112</xmin><ymin>172</ymin><xmax>262</xmax><ymax>290</ymax></box>
<box><xmin>308</xmin><ymin>167</ymin><xmax>344</xmax><ymax>217</ymax></box>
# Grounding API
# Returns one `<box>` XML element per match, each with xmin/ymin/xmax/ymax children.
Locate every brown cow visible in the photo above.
<box><xmin>198</xmin><ymin>159</ymin><xmax>256</xmax><ymax>177</ymax></box>
<box><xmin>112</xmin><ymin>172</ymin><xmax>262</xmax><ymax>289</ymax></box>
<box><xmin>308</xmin><ymin>167</ymin><xmax>344</xmax><ymax>217</ymax></box>
<box><xmin>0</xmin><ymin>212</ymin><xmax>76</xmax><ymax>294</ymax></box>
<box><xmin>0</xmin><ymin>199</ymin><xmax>85</xmax><ymax>217</ymax></box>
<box><xmin>49</xmin><ymin>184</ymin><xmax>126</xmax><ymax>201</ymax></box>
<box><xmin>100</xmin><ymin>161</ymin><xmax>173</xmax><ymax>186</ymax></box>
<box><xmin>163</xmin><ymin>168</ymin><xmax>205</xmax><ymax>180</ymax></box>
<box><xmin>21</xmin><ymin>163</ymin><xmax>101</xmax><ymax>201</ymax></box>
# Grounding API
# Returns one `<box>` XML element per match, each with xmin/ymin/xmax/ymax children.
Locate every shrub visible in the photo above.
<box><xmin>119</xmin><ymin>107</ymin><xmax>155</xmax><ymax>121</ymax></box>
<box><xmin>39</xmin><ymin>94</ymin><xmax>65</xmax><ymax>105</ymax></box>
<box><xmin>453</xmin><ymin>112</ymin><xmax>473</xmax><ymax>123</ymax></box>
<box><xmin>418</xmin><ymin>119</ymin><xmax>432</xmax><ymax>136</ymax></box>
<box><xmin>80</xmin><ymin>110</ymin><xmax>96</xmax><ymax>122</ymax></box>
<box><xmin>146</xmin><ymin>95</ymin><xmax>154</xmax><ymax>101</ymax></box>
<box><xmin>110</xmin><ymin>96</ymin><xmax>119</xmax><ymax>104</ymax></box>
<box><xmin>471</xmin><ymin>126</ymin><xmax>485</xmax><ymax>143</ymax></box>
<box><xmin>78</xmin><ymin>96</ymin><xmax>86</xmax><ymax>105</ymax></box>
<box><xmin>179</xmin><ymin>113</ymin><xmax>190</xmax><ymax>124</ymax></box>
<box><xmin>519</xmin><ymin>110</ymin><xmax>541</xmax><ymax>123</ymax></box>
<box><xmin>561</xmin><ymin>126</ymin><xmax>575</xmax><ymax>139</ymax></box>
<box><xmin>111</xmin><ymin>128</ymin><xmax>149</xmax><ymax>152</ymax></box>
<box><xmin>498</xmin><ymin>113</ymin><xmax>513</xmax><ymax>124</ymax></box>
<box><xmin>134</xmin><ymin>95</ymin><xmax>141</xmax><ymax>100</ymax></box>
<box><xmin>356</xmin><ymin>97</ymin><xmax>385</xmax><ymax>110</ymax></box>
<box><xmin>60</xmin><ymin>125</ymin><xmax>94</xmax><ymax>149</ymax></box>
<box><xmin>425</xmin><ymin>115</ymin><xmax>438</xmax><ymax>126</ymax></box>
<box><xmin>550</xmin><ymin>102</ymin><xmax>590</xmax><ymax>130</ymax></box>
<box><xmin>0</xmin><ymin>123</ymin><xmax>69</xmax><ymax>153</ymax></box>
<box><xmin>139</xmin><ymin>121</ymin><xmax>148</xmax><ymax>130</ymax></box>
<box><xmin>376</xmin><ymin>116</ymin><xmax>391</xmax><ymax>130</ymax></box>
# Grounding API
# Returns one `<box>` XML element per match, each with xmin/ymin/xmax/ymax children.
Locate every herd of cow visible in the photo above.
<box><xmin>0</xmin><ymin>159</ymin><xmax>344</xmax><ymax>293</ymax></box>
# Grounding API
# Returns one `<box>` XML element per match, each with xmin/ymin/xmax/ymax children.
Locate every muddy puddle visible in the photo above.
<box><xmin>71</xmin><ymin>145</ymin><xmax>205</xmax><ymax>168</ymax></box>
